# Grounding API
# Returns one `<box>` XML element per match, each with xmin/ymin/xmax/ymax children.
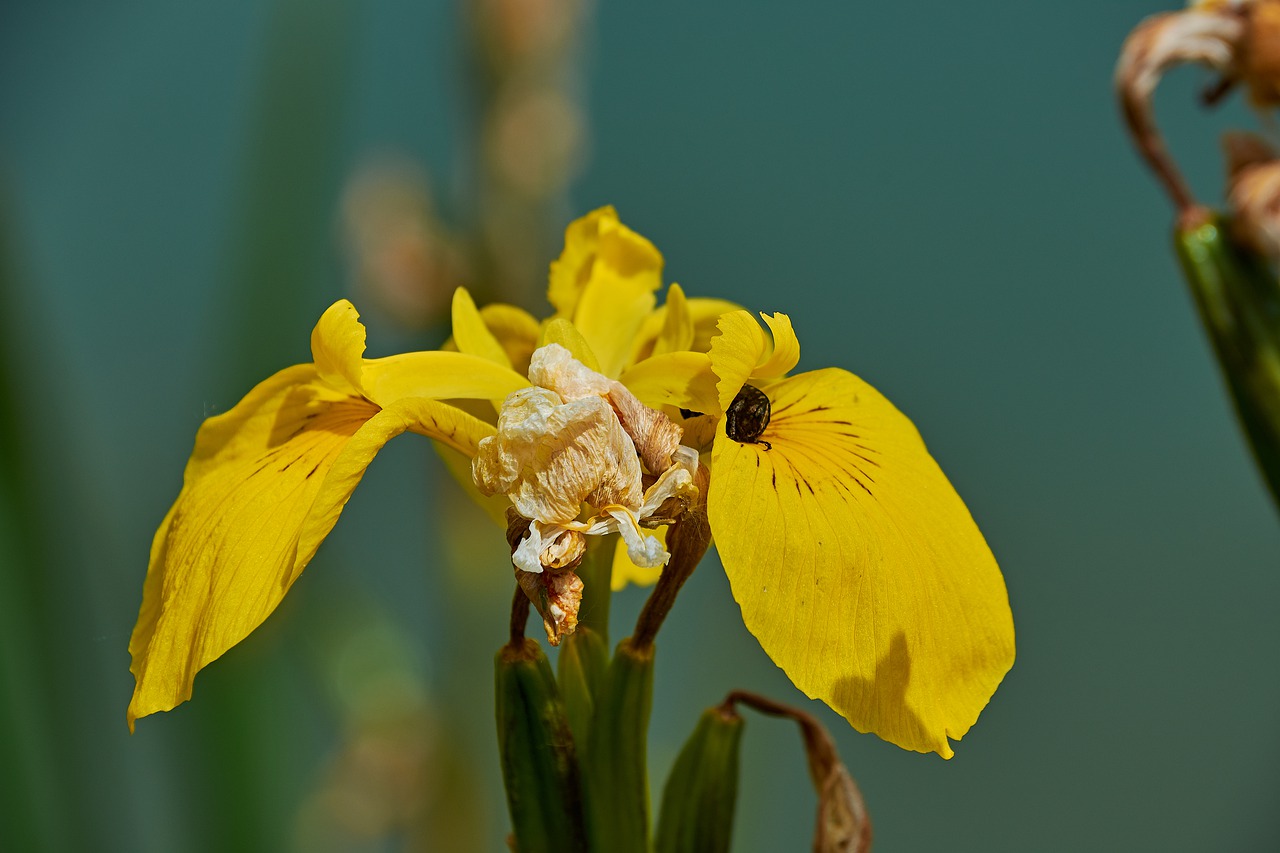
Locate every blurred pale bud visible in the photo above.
<box><xmin>485</xmin><ymin>84</ymin><xmax>587</xmax><ymax>200</ymax></box>
<box><xmin>340</xmin><ymin>157</ymin><xmax>466</xmax><ymax>327</ymax></box>
<box><xmin>471</xmin><ymin>0</ymin><xmax>586</xmax><ymax>71</ymax></box>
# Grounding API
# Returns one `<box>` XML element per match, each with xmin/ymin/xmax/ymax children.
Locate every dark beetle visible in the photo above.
<box><xmin>725</xmin><ymin>384</ymin><xmax>771</xmax><ymax>449</ymax></box>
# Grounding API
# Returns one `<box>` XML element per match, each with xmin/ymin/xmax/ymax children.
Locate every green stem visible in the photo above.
<box><xmin>584</xmin><ymin>638</ymin><xmax>654</xmax><ymax>853</ymax></box>
<box><xmin>495</xmin><ymin>637</ymin><xmax>589</xmax><ymax>852</ymax></box>
<box><xmin>575</xmin><ymin>536</ymin><xmax>614</xmax><ymax>644</ymax></box>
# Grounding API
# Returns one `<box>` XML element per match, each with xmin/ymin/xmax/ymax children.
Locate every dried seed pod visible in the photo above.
<box><xmin>724</xmin><ymin>385</ymin><xmax>772</xmax><ymax>448</ymax></box>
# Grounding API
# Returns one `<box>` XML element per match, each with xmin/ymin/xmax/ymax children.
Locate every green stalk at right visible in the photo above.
<box><xmin>1175</xmin><ymin>213</ymin><xmax>1280</xmax><ymax>508</ymax></box>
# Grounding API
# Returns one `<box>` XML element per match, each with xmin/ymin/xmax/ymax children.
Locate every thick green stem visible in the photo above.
<box><xmin>584</xmin><ymin>638</ymin><xmax>654</xmax><ymax>853</ymax></box>
<box><xmin>655</xmin><ymin>705</ymin><xmax>744</xmax><ymax>853</ymax></box>
<box><xmin>495</xmin><ymin>637</ymin><xmax>588</xmax><ymax>852</ymax></box>
<box><xmin>1175</xmin><ymin>211</ymin><xmax>1280</xmax><ymax>509</ymax></box>
<box><xmin>574</xmin><ymin>535</ymin><xmax>615</xmax><ymax>643</ymax></box>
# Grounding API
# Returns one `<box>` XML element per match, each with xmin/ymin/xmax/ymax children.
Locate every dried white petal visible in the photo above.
<box><xmin>473</xmin><ymin>384</ymin><xmax>643</xmax><ymax>524</ymax></box>
<box><xmin>480</xmin><ymin>343</ymin><xmax>702</xmax><ymax>573</ymax></box>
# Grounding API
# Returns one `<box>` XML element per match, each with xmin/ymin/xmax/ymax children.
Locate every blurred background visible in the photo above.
<box><xmin>3</xmin><ymin>0</ymin><xmax>1279</xmax><ymax>850</ymax></box>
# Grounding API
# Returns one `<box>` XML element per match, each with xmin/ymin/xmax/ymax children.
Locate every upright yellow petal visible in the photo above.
<box><xmin>652</xmin><ymin>283</ymin><xmax>694</xmax><ymax>356</ymax></box>
<box><xmin>548</xmin><ymin>205</ymin><xmax>619</xmax><ymax>317</ymax></box>
<box><xmin>755</xmin><ymin>312</ymin><xmax>800</xmax><ymax>379</ymax></box>
<box><xmin>479</xmin><ymin>302</ymin><xmax>541</xmax><ymax>375</ymax></box>
<box><xmin>451</xmin><ymin>287</ymin><xmax>512</xmax><ymax>368</ymax></box>
<box><xmin>540</xmin><ymin>318</ymin><xmax>601</xmax><ymax>374</ymax></box>
<box><xmin>707</xmin><ymin>369</ymin><xmax>1014</xmax><ymax>758</ymax></box>
<box><xmin>574</xmin><ymin>276</ymin><xmax>658</xmax><ymax>379</ymax></box>
<box><xmin>311</xmin><ymin>299</ymin><xmax>368</xmax><ymax>394</ymax></box>
<box><xmin>629</xmin><ymin>296</ymin><xmax>743</xmax><ymax>364</ymax></box>
<box><xmin>708</xmin><ymin>310</ymin><xmax>769</xmax><ymax>411</ymax></box>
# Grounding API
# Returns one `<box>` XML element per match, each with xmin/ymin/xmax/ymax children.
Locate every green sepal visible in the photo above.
<box><xmin>655</xmin><ymin>706</ymin><xmax>745</xmax><ymax>853</ymax></box>
<box><xmin>495</xmin><ymin>639</ymin><xmax>588</xmax><ymax>852</ymax></box>
<box><xmin>584</xmin><ymin>638</ymin><xmax>655</xmax><ymax>853</ymax></box>
<box><xmin>557</xmin><ymin>625</ymin><xmax>609</xmax><ymax>750</ymax></box>
<box><xmin>1175</xmin><ymin>214</ymin><xmax>1280</xmax><ymax>508</ymax></box>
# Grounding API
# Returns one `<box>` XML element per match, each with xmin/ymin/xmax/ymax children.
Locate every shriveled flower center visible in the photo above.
<box><xmin>473</xmin><ymin>344</ymin><xmax>698</xmax><ymax>575</ymax></box>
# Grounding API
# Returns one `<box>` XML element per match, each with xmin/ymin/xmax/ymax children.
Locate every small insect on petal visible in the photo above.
<box><xmin>725</xmin><ymin>384</ymin><xmax>771</xmax><ymax>449</ymax></box>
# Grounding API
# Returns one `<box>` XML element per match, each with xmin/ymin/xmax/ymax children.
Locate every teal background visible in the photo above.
<box><xmin>3</xmin><ymin>1</ymin><xmax>1279</xmax><ymax>850</ymax></box>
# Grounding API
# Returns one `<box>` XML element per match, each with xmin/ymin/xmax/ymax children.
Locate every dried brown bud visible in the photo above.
<box><xmin>506</xmin><ymin>509</ymin><xmax>584</xmax><ymax>646</ymax></box>
<box><xmin>515</xmin><ymin>567</ymin><xmax>583</xmax><ymax>646</ymax></box>
<box><xmin>1224</xmin><ymin>131</ymin><xmax>1280</xmax><ymax>259</ymax></box>
<box><xmin>1116</xmin><ymin>6</ymin><xmax>1245</xmax><ymax>211</ymax></box>
<box><xmin>1240</xmin><ymin>0</ymin><xmax>1280</xmax><ymax>105</ymax></box>
<box><xmin>720</xmin><ymin>691</ymin><xmax>872</xmax><ymax>853</ymax></box>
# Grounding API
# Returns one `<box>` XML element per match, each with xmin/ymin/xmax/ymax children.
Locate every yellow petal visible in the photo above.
<box><xmin>548</xmin><ymin>205</ymin><xmax>619</xmax><ymax>317</ymax></box>
<box><xmin>128</xmin><ymin>366</ymin><xmax>378</xmax><ymax>729</ymax></box>
<box><xmin>652</xmin><ymin>283</ymin><xmax>694</xmax><ymax>356</ymax></box>
<box><xmin>547</xmin><ymin>207</ymin><xmax>663</xmax><ymax>378</ymax></box>
<box><xmin>309</xmin><ymin>297</ymin><xmax>527</xmax><ymax>407</ymax></box>
<box><xmin>619</xmin><ymin>351</ymin><xmax>720</xmax><ymax>414</ymax></box>
<box><xmin>435</xmin><ymin>441</ymin><xmax>512</xmax><ymax>528</ymax></box>
<box><xmin>540</xmin><ymin>318</ymin><xmax>602</xmax><ymax>374</ymax></box>
<box><xmin>755</xmin><ymin>312</ymin><xmax>800</xmax><ymax>379</ymax></box>
<box><xmin>479</xmin><ymin>302</ymin><xmax>541</xmax><ymax>375</ymax></box>
<box><xmin>311</xmin><ymin>299</ymin><xmax>368</xmax><ymax>394</ymax></box>
<box><xmin>127</xmin><ymin>364</ymin><xmax>496</xmax><ymax>730</ymax></box>
<box><xmin>610</xmin><ymin>527</ymin><xmax>667</xmax><ymax>591</ymax></box>
<box><xmin>630</xmin><ymin>296</ymin><xmax>743</xmax><ymax>364</ymax></box>
<box><xmin>707</xmin><ymin>369</ymin><xmax>1014</xmax><ymax>758</ymax></box>
<box><xmin>451</xmin><ymin>287</ymin><xmax>512</xmax><ymax>368</ymax></box>
<box><xmin>708</xmin><ymin>310</ymin><xmax>769</xmax><ymax>411</ymax></box>
<box><xmin>297</xmin><ymin>396</ymin><xmax>494</xmax><ymax>562</ymax></box>
<box><xmin>361</xmin><ymin>351</ymin><xmax>528</xmax><ymax>407</ymax></box>
<box><xmin>574</xmin><ymin>275</ymin><xmax>658</xmax><ymax>379</ymax></box>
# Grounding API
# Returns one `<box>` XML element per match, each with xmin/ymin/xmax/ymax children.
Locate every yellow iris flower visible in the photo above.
<box><xmin>128</xmin><ymin>206</ymin><xmax>1013</xmax><ymax>759</ymax></box>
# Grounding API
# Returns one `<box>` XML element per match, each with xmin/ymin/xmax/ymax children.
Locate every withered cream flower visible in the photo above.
<box><xmin>473</xmin><ymin>343</ymin><xmax>698</xmax><ymax>576</ymax></box>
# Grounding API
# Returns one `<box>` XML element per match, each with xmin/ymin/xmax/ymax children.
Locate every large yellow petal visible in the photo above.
<box><xmin>707</xmin><ymin>368</ymin><xmax>1014</xmax><ymax>758</ymax></box>
<box><xmin>127</xmin><ymin>366</ymin><xmax>497</xmax><ymax>729</ymax></box>
<box><xmin>128</xmin><ymin>366</ymin><xmax>377</xmax><ymax>729</ymax></box>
